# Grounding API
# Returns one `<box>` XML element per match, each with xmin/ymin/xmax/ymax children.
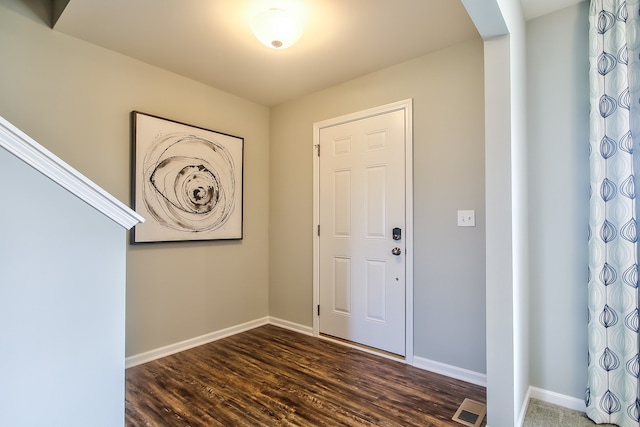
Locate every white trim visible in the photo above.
<box><xmin>528</xmin><ymin>386</ymin><xmax>586</xmax><ymax>413</ymax></box>
<box><xmin>125</xmin><ymin>317</ymin><xmax>269</xmax><ymax>368</ymax></box>
<box><xmin>312</xmin><ymin>117</ymin><xmax>321</xmax><ymax>340</ymax></box>
<box><xmin>312</xmin><ymin>99</ymin><xmax>414</xmax><ymax>363</ymax></box>
<box><xmin>517</xmin><ymin>387</ymin><xmax>531</xmax><ymax>427</ymax></box>
<box><xmin>404</xmin><ymin>100</ymin><xmax>414</xmax><ymax>364</ymax></box>
<box><xmin>412</xmin><ymin>356</ymin><xmax>487</xmax><ymax>387</ymax></box>
<box><xmin>0</xmin><ymin>116</ymin><xmax>144</xmax><ymax>230</ymax></box>
<box><xmin>126</xmin><ymin>315</ymin><xmax>492</xmax><ymax>401</ymax></box>
<box><xmin>319</xmin><ymin>334</ymin><xmax>408</xmax><ymax>363</ymax></box>
<box><xmin>268</xmin><ymin>317</ymin><xmax>314</xmax><ymax>336</ymax></box>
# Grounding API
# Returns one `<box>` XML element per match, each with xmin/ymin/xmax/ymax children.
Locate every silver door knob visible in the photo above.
<box><xmin>391</xmin><ymin>247</ymin><xmax>401</xmax><ymax>256</ymax></box>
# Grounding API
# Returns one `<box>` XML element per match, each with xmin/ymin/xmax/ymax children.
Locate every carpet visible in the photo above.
<box><xmin>523</xmin><ymin>399</ymin><xmax>618</xmax><ymax>427</ymax></box>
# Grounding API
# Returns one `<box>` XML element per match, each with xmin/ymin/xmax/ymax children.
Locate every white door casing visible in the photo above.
<box><xmin>312</xmin><ymin>99</ymin><xmax>413</xmax><ymax>361</ymax></box>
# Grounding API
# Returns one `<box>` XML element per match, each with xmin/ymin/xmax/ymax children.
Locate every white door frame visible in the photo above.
<box><xmin>312</xmin><ymin>99</ymin><xmax>413</xmax><ymax>364</ymax></box>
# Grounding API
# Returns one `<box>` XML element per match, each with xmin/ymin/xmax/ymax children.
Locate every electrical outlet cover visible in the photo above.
<box><xmin>457</xmin><ymin>210</ymin><xmax>475</xmax><ymax>227</ymax></box>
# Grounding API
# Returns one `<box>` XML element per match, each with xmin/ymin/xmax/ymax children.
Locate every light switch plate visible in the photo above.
<box><xmin>458</xmin><ymin>210</ymin><xmax>475</xmax><ymax>227</ymax></box>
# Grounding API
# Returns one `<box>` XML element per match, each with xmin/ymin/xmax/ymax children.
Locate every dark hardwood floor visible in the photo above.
<box><xmin>126</xmin><ymin>325</ymin><xmax>486</xmax><ymax>426</ymax></box>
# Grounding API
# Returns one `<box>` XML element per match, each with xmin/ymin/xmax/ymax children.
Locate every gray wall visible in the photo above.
<box><xmin>0</xmin><ymin>0</ymin><xmax>595</xmax><ymax>418</ymax></box>
<box><xmin>0</xmin><ymin>147</ymin><xmax>127</xmax><ymax>426</ymax></box>
<box><xmin>1</xmin><ymin>0</ymin><xmax>485</xmax><ymax>375</ymax></box>
<box><xmin>0</xmin><ymin>3</ymin><xmax>271</xmax><ymax>357</ymax></box>
<box><xmin>269</xmin><ymin>38</ymin><xmax>487</xmax><ymax>374</ymax></box>
<box><xmin>527</xmin><ymin>2</ymin><xmax>590</xmax><ymax>400</ymax></box>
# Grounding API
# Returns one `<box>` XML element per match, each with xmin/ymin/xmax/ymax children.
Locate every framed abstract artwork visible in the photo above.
<box><xmin>131</xmin><ymin>111</ymin><xmax>244</xmax><ymax>243</ymax></box>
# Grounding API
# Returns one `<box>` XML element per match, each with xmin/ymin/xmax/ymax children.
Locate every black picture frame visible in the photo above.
<box><xmin>131</xmin><ymin>111</ymin><xmax>244</xmax><ymax>243</ymax></box>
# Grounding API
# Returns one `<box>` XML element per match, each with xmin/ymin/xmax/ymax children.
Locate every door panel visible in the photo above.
<box><xmin>366</xmin><ymin>165</ymin><xmax>386</xmax><ymax>237</ymax></box>
<box><xmin>333</xmin><ymin>170</ymin><xmax>351</xmax><ymax>236</ymax></box>
<box><xmin>318</xmin><ymin>109</ymin><xmax>406</xmax><ymax>356</ymax></box>
<box><xmin>333</xmin><ymin>257</ymin><xmax>351</xmax><ymax>314</ymax></box>
<box><xmin>366</xmin><ymin>260</ymin><xmax>386</xmax><ymax>321</ymax></box>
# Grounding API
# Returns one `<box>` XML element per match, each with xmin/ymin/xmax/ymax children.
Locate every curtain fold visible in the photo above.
<box><xmin>588</xmin><ymin>1</ymin><xmax>640</xmax><ymax>426</ymax></box>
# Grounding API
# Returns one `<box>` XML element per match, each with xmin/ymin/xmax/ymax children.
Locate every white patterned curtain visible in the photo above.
<box><xmin>588</xmin><ymin>1</ymin><xmax>640</xmax><ymax>426</ymax></box>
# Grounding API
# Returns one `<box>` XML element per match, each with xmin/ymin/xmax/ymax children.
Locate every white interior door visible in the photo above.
<box><xmin>317</xmin><ymin>106</ymin><xmax>408</xmax><ymax>356</ymax></box>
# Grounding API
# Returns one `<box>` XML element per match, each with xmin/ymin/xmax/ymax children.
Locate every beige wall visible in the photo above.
<box><xmin>269</xmin><ymin>38</ymin><xmax>487</xmax><ymax>373</ymax></box>
<box><xmin>1</xmin><ymin>1</ymin><xmax>486</xmax><ymax>373</ymax></box>
<box><xmin>0</xmin><ymin>5</ymin><xmax>270</xmax><ymax>356</ymax></box>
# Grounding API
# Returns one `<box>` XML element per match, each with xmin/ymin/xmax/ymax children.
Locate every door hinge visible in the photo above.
<box><xmin>317</xmin><ymin>224</ymin><xmax>320</xmax><ymax>236</ymax></box>
<box><xmin>315</xmin><ymin>144</ymin><xmax>320</xmax><ymax>157</ymax></box>
<box><xmin>317</xmin><ymin>305</ymin><xmax>320</xmax><ymax>316</ymax></box>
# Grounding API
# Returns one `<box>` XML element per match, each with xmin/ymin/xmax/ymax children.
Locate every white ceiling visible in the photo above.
<box><xmin>52</xmin><ymin>0</ymin><xmax>586</xmax><ymax>107</ymax></box>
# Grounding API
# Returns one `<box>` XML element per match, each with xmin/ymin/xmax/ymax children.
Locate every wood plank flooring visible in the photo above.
<box><xmin>126</xmin><ymin>325</ymin><xmax>486</xmax><ymax>426</ymax></box>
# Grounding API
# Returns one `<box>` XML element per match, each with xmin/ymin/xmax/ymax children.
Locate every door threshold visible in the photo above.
<box><xmin>319</xmin><ymin>333</ymin><xmax>406</xmax><ymax>362</ymax></box>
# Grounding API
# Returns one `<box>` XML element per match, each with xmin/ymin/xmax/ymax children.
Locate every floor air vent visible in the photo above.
<box><xmin>452</xmin><ymin>398</ymin><xmax>486</xmax><ymax>427</ymax></box>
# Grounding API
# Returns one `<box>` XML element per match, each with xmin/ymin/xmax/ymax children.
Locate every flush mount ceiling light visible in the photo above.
<box><xmin>251</xmin><ymin>7</ymin><xmax>303</xmax><ymax>49</ymax></box>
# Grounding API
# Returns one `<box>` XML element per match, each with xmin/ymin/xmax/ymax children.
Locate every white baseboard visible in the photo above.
<box><xmin>268</xmin><ymin>317</ymin><xmax>313</xmax><ymax>336</ymax></box>
<box><xmin>528</xmin><ymin>386</ymin><xmax>586</xmax><ymax>412</ymax></box>
<box><xmin>125</xmin><ymin>317</ymin><xmax>269</xmax><ymax>368</ymax></box>
<box><xmin>483</xmin><ymin>386</ymin><xmax>584</xmax><ymax>427</ymax></box>
<box><xmin>126</xmin><ymin>318</ymin><xmax>589</xmax><ymax>427</ymax></box>
<box><xmin>412</xmin><ymin>356</ymin><xmax>487</xmax><ymax>387</ymax></box>
<box><xmin>125</xmin><ymin>317</ymin><xmax>490</xmax><ymax>397</ymax></box>
<box><xmin>517</xmin><ymin>387</ymin><xmax>532</xmax><ymax>427</ymax></box>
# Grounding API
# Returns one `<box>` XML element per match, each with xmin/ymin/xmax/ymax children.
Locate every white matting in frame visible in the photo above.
<box><xmin>131</xmin><ymin>111</ymin><xmax>243</xmax><ymax>243</ymax></box>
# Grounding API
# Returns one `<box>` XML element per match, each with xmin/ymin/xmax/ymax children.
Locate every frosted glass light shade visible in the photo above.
<box><xmin>251</xmin><ymin>8</ymin><xmax>303</xmax><ymax>49</ymax></box>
